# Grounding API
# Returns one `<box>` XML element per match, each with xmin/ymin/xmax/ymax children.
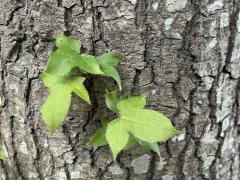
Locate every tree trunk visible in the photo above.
<box><xmin>0</xmin><ymin>0</ymin><xmax>240</xmax><ymax>179</ymax></box>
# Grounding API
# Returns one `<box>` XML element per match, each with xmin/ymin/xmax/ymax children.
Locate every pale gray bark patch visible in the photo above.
<box><xmin>0</xmin><ymin>0</ymin><xmax>240</xmax><ymax>179</ymax></box>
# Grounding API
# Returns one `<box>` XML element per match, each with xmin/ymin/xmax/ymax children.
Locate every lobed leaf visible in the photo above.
<box><xmin>46</xmin><ymin>50</ymin><xmax>104</xmax><ymax>76</ymax></box>
<box><xmin>139</xmin><ymin>141</ymin><xmax>160</xmax><ymax>157</ymax></box>
<box><xmin>89</xmin><ymin>118</ymin><xmax>108</xmax><ymax>146</ymax></box>
<box><xmin>55</xmin><ymin>34</ymin><xmax>81</xmax><ymax>53</ymax></box>
<box><xmin>105</xmin><ymin>90</ymin><xmax>119</xmax><ymax>114</ymax></box>
<box><xmin>124</xmin><ymin>135</ymin><xmax>161</xmax><ymax>157</ymax></box>
<box><xmin>106</xmin><ymin>119</ymin><xmax>129</xmax><ymax>160</ymax></box>
<box><xmin>90</xmin><ymin>119</ymin><xmax>161</xmax><ymax>157</ymax></box>
<box><xmin>79</xmin><ymin>54</ymin><xmax>104</xmax><ymax>75</ymax></box>
<box><xmin>41</xmin><ymin>35</ymin><xmax>123</xmax><ymax>133</ymax></box>
<box><xmin>41</xmin><ymin>73</ymin><xmax>90</xmax><ymax>133</ymax></box>
<box><xmin>105</xmin><ymin>95</ymin><xmax>180</xmax><ymax>159</ymax></box>
<box><xmin>124</xmin><ymin>135</ymin><xmax>137</xmax><ymax>150</ymax></box>
<box><xmin>119</xmin><ymin>109</ymin><xmax>180</xmax><ymax>143</ymax></box>
<box><xmin>45</xmin><ymin>49</ymin><xmax>79</xmax><ymax>76</ymax></box>
<box><xmin>47</xmin><ymin>36</ymin><xmax>104</xmax><ymax>76</ymax></box>
<box><xmin>98</xmin><ymin>52</ymin><xmax>119</xmax><ymax>66</ymax></box>
<box><xmin>98</xmin><ymin>52</ymin><xmax>122</xmax><ymax>90</ymax></box>
<box><xmin>117</xmin><ymin>95</ymin><xmax>146</xmax><ymax>113</ymax></box>
<box><xmin>0</xmin><ymin>147</ymin><xmax>4</xmax><ymax>160</ymax></box>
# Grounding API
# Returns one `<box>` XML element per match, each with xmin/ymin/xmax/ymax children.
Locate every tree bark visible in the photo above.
<box><xmin>0</xmin><ymin>0</ymin><xmax>240</xmax><ymax>179</ymax></box>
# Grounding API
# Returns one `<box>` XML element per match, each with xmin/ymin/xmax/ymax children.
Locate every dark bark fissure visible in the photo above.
<box><xmin>0</xmin><ymin>160</ymin><xmax>9</xmax><ymax>180</ymax></box>
<box><xmin>5</xmin><ymin>2</ymin><xmax>24</xmax><ymax>26</ymax></box>
<box><xmin>64</xmin><ymin>7</ymin><xmax>73</xmax><ymax>36</ymax></box>
<box><xmin>10</xmin><ymin>116</ymin><xmax>24</xmax><ymax>179</ymax></box>
<box><xmin>209</xmin><ymin>2</ymin><xmax>240</xmax><ymax>179</ymax></box>
<box><xmin>27</xmin><ymin>95</ymin><xmax>45</xmax><ymax>180</ymax></box>
<box><xmin>174</xmin><ymin>0</ymin><xmax>202</xmax><ymax>179</ymax></box>
<box><xmin>223</xmin><ymin>0</ymin><xmax>240</xmax><ymax>75</ymax></box>
<box><xmin>132</xmin><ymin>0</ymin><xmax>149</xmax><ymax>96</ymax></box>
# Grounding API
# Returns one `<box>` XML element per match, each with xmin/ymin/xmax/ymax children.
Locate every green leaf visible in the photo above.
<box><xmin>117</xmin><ymin>95</ymin><xmax>146</xmax><ymax>113</ymax></box>
<box><xmin>123</xmin><ymin>135</ymin><xmax>161</xmax><ymax>157</ymax></box>
<box><xmin>106</xmin><ymin>95</ymin><xmax>180</xmax><ymax>159</ymax></box>
<box><xmin>46</xmin><ymin>36</ymin><xmax>104</xmax><ymax>76</ymax></box>
<box><xmin>106</xmin><ymin>119</ymin><xmax>129</xmax><ymax>160</ymax></box>
<box><xmin>98</xmin><ymin>52</ymin><xmax>119</xmax><ymax>66</ymax></box>
<box><xmin>105</xmin><ymin>90</ymin><xmax>119</xmax><ymax>114</ymax></box>
<box><xmin>123</xmin><ymin>136</ymin><xmax>161</xmax><ymax>157</ymax></box>
<box><xmin>40</xmin><ymin>35</ymin><xmax>124</xmax><ymax>134</ymax></box>
<box><xmin>45</xmin><ymin>49</ymin><xmax>79</xmax><ymax>76</ymax></box>
<box><xmin>46</xmin><ymin>50</ymin><xmax>104</xmax><ymax>76</ymax></box>
<box><xmin>90</xmin><ymin>118</ymin><xmax>138</xmax><ymax>150</ymax></box>
<box><xmin>55</xmin><ymin>34</ymin><xmax>81</xmax><ymax>53</ymax></box>
<box><xmin>139</xmin><ymin>141</ymin><xmax>160</xmax><ymax>157</ymax></box>
<box><xmin>89</xmin><ymin>118</ymin><xmax>108</xmax><ymax>146</ymax></box>
<box><xmin>41</xmin><ymin>73</ymin><xmax>90</xmax><ymax>133</ymax></box>
<box><xmin>98</xmin><ymin>52</ymin><xmax>122</xmax><ymax>90</ymax></box>
<box><xmin>79</xmin><ymin>54</ymin><xmax>105</xmax><ymax>75</ymax></box>
<box><xmin>100</xmin><ymin>66</ymin><xmax>122</xmax><ymax>90</ymax></box>
<box><xmin>124</xmin><ymin>135</ymin><xmax>137</xmax><ymax>150</ymax></box>
<box><xmin>121</xmin><ymin>109</ymin><xmax>180</xmax><ymax>142</ymax></box>
<box><xmin>0</xmin><ymin>147</ymin><xmax>4</xmax><ymax>160</ymax></box>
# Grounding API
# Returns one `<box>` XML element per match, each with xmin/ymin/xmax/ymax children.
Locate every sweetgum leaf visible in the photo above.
<box><xmin>100</xmin><ymin>66</ymin><xmax>122</xmax><ymax>90</ymax></box>
<box><xmin>41</xmin><ymin>35</ymin><xmax>123</xmax><ymax>134</ymax></box>
<box><xmin>106</xmin><ymin>95</ymin><xmax>180</xmax><ymax>159</ymax></box>
<box><xmin>46</xmin><ymin>50</ymin><xmax>104</xmax><ymax>76</ymax></box>
<box><xmin>124</xmin><ymin>135</ymin><xmax>137</xmax><ymax>150</ymax></box>
<box><xmin>139</xmin><ymin>141</ymin><xmax>160</xmax><ymax>157</ymax></box>
<box><xmin>123</xmin><ymin>135</ymin><xmax>160</xmax><ymax>157</ymax></box>
<box><xmin>120</xmin><ymin>109</ymin><xmax>180</xmax><ymax>142</ymax></box>
<box><xmin>41</xmin><ymin>73</ymin><xmax>90</xmax><ymax>133</ymax></box>
<box><xmin>117</xmin><ymin>95</ymin><xmax>146</xmax><ymax>113</ymax></box>
<box><xmin>98</xmin><ymin>52</ymin><xmax>122</xmax><ymax>90</ymax></box>
<box><xmin>45</xmin><ymin>49</ymin><xmax>79</xmax><ymax>76</ymax></box>
<box><xmin>0</xmin><ymin>147</ymin><xmax>4</xmax><ymax>160</ymax></box>
<box><xmin>105</xmin><ymin>90</ymin><xmax>129</xmax><ymax>114</ymax></box>
<box><xmin>47</xmin><ymin>35</ymin><xmax>104</xmax><ymax>76</ymax></box>
<box><xmin>98</xmin><ymin>52</ymin><xmax>119</xmax><ymax>66</ymax></box>
<box><xmin>79</xmin><ymin>54</ymin><xmax>104</xmax><ymax>75</ymax></box>
<box><xmin>106</xmin><ymin>119</ymin><xmax>129</xmax><ymax>160</ymax></box>
<box><xmin>105</xmin><ymin>90</ymin><xmax>119</xmax><ymax>114</ymax></box>
<box><xmin>89</xmin><ymin>118</ymin><xmax>108</xmax><ymax>146</ymax></box>
<box><xmin>55</xmin><ymin>34</ymin><xmax>81</xmax><ymax>53</ymax></box>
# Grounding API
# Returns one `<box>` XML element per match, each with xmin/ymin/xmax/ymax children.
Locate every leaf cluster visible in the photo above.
<box><xmin>41</xmin><ymin>35</ymin><xmax>180</xmax><ymax>159</ymax></box>
<box><xmin>41</xmin><ymin>35</ymin><xmax>121</xmax><ymax>133</ymax></box>
<box><xmin>90</xmin><ymin>91</ymin><xmax>180</xmax><ymax>159</ymax></box>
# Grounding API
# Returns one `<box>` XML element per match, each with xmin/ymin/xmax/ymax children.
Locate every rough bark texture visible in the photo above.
<box><xmin>0</xmin><ymin>0</ymin><xmax>240</xmax><ymax>179</ymax></box>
